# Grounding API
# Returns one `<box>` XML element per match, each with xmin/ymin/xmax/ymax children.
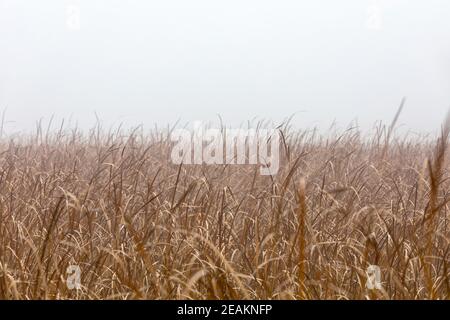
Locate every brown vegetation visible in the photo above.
<box><xmin>0</xmin><ymin>115</ymin><xmax>449</xmax><ymax>299</ymax></box>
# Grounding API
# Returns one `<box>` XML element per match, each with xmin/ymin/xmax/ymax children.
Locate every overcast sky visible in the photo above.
<box><xmin>1</xmin><ymin>0</ymin><xmax>449</xmax><ymax>134</ymax></box>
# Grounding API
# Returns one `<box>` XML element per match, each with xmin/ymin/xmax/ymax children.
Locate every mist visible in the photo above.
<box><xmin>1</xmin><ymin>0</ymin><xmax>449</xmax><ymax>134</ymax></box>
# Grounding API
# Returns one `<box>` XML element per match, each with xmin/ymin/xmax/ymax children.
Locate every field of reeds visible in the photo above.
<box><xmin>0</xmin><ymin>113</ymin><xmax>449</xmax><ymax>300</ymax></box>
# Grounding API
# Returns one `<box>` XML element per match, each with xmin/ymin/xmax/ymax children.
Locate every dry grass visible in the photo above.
<box><xmin>0</xmin><ymin>115</ymin><xmax>449</xmax><ymax>300</ymax></box>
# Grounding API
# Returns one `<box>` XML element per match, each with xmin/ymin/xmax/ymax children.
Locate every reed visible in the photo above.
<box><xmin>0</xmin><ymin>115</ymin><xmax>448</xmax><ymax>300</ymax></box>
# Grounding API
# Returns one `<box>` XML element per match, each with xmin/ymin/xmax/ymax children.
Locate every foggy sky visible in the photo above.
<box><xmin>1</xmin><ymin>0</ymin><xmax>449</xmax><ymax>134</ymax></box>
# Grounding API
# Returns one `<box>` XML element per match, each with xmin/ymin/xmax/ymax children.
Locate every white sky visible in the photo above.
<box><xmin>0</xmin><ymin>0</ymin><xmax>449</xmax><ymax>134</ymax></box>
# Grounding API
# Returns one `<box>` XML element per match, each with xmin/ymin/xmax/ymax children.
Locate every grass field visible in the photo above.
<box><xmin>0</xmin><ymin>114</ymin><xmax>449</xmax><ymax>300</ymax></box>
